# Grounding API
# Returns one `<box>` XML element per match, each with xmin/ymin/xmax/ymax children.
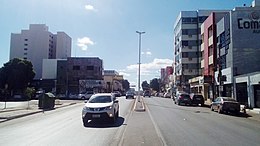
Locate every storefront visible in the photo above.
<box><xmin>234</xmin><ymin>72</ymin><xmax>260</xmax><ymax>108</ymax></box>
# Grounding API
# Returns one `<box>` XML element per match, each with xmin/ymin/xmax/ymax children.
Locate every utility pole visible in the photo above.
<box><xmin>136</xmin><ymin>31</ymin><xmax>145</xmax><ymax>102</ymax></box>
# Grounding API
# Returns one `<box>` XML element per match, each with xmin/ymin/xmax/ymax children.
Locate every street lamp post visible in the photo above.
<box><xmin>136</xmin><ymin>31</ymin><xmax>145</xmax><ymax>102</ymax></box>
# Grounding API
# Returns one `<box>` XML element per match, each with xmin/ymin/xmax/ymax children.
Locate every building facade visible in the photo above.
<box><xmin>56</xmin><ymin>57</ymin><xmax>104</xmax><ymax>95</ymax></box>
<box><xmin>10</xmin><ymin>24</ymin><xmax>71</xmax><ymax>79</ymax></box>
<box><xmin>215</xmin><ymin>1</ymin><xmax>260</xmax><ymax>108</ymax></box>
<box><xmin>173</xmin><ymin>10</ymin><xmax>213</xmax><ymax>92</ymax></box>
<box><xmin>103</xmin><ymin>70</ymin><xmax>123</xmax><ymax>92</ymax></box>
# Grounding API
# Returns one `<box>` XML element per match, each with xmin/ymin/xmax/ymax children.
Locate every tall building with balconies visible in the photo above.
<box><xmin>10</xmin><ymin>24</ymin><xmax>71</xmax><ymax>79</ymax></box>
<box><xmin>173</xmin><ymin>10</ymin><xmax>227</xmax><ymax>92</ymax></box>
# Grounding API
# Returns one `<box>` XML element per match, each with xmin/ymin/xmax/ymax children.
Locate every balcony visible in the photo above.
<box><xmin>208</xmin><ymin>36</ymin><xmax>213</xmax><ymax>46</ymax></box>
<box><xmin>201</xmin><ymin>59</ymin><xmax>204</xmax><ymax>68</ymax></box>
<box><xmin>201</xmin><ymin>42</ymin><xmax>204</xmax><ymax>51</ymax></box>
<box><xmin>209</xmin><ymin>55</ymin><xmax>213</xmax><ymax>65</ymax></box>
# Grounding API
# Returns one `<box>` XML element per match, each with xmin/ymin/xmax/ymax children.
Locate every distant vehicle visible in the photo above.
<box><xmin>190</xmin><ymin>94</ymin><xmax>204</xmax><ymax>106</ymax></box>
<box><xmin>126</xmin><ymin>91</ymin><xmax>134</xmax><ymax>99</ymax></box>
<box><xmin>68</xmin><ymin>93</ymin><xmax>78</xmax><ymax>99</ymax></box>
<box><xmin>143</xmin><ymin>90</ymin><xmax>151</xmax><ymax>97</ymax></box>
<box><xmin>78</xmin><ymin>91</ymin><xmax>94</xmax><ymax>100</ymax></box>
<box><xmin>211</xmin><ymin>97</ymin><xmax>240</xmax><ymax>114</ymax></box>
<box><xmin>82</xmin><ymin>93</ymin><xmax>119</xmax><ymax>126</ymax></box>
<box><xmin>174</xmin><ymin>93</ymin><xmax>191</xmax><ymax>105</ymax></box>
<box><xmin>112</xmin><ymin>91</ymin><xmax>121</xmax><ymax>97</ymax></box>
<box><xmin>164</xmin><ymin>92</ymin><xmax>171</xmax><ymax>98</ymax></box>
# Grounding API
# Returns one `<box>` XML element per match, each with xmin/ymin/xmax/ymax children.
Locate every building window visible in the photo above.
<box><xmin>87</xmin><ymin>66</ymin><xmax>94</xmax><ymax>70</ymax></box>
<box><xmin>209</xmin><ymin>45</ymin><xmax>213</xmax><ymax>56</ymax></box>
<box><xmin>189</xmin><ymin>69</ymin><xmax>193</xmax><ymax>73</ymax></box>
<box><xmin>208</xmin><ymin>26</ymin><xmax>213</xmax><ymax>37</ymax></box>
<box><xmin>24</xmin><ymin>44</ymin><xmax>28</xmax><ymax>46</ymax></box>
<box><xmin>73</xmin><ymin>65</ymin><xmax>80</xmax><ymax>70</ymax></box>
<box><xmin>24</xmin><ymin>48</ymin><xmax>28</xmax><ymax>51</ymax></box>
<box><xmin>189</xmin><ymin>58</ymin><xmax>192</xmax><ymax>61</ymax></box>
<box><xmin>23</xmin><ymin>57</ymin><xmax>27</xmax><ymax>60</ymax></box>
<box><xmin>24</xmin><ymin>39</ymin><xmax>28</xmax><ymax>41</ymax></box>
<box><xmin>24</xmin><ymin>53</ymin><xmax>27</xmax><ymax>55</ymax></box>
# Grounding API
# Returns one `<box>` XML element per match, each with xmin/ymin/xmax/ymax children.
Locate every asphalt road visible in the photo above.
<box><xmin>144</xmin><ymin>97</ymin><xmax>260</xmax><ymax>146</ymax></box>
<box><xmin>0</xmin><ymin>97</ymin><xmax>134</xmax><ymax>146</ymax></box>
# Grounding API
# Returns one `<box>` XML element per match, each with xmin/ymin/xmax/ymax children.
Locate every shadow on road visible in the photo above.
<box><xmin>83</xmin><ymin>117</ymin><xmax>125</xmax><ymax>128</ymax></box>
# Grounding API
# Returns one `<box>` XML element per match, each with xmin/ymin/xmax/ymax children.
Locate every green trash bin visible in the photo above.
<box><xmin>38</xmin><ymin>92</ymin><xmax>56</xmax><ymax>109</ymax></box>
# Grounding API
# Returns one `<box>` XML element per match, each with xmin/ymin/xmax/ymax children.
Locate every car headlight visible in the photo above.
<box><xmin>105</xmin><ymin>106</ymin><xmax>113</xmax><ymax>110</ymax></box>
<box><xmin>83</xmin><ymin>106</ymin><xmax>90</xmax><ymax>111</ymax></box>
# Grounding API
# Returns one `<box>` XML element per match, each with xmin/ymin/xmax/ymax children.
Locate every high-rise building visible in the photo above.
<box><xmin>173</xmin><ymin>10</ymin><xmax>227</xmax><ymax>92</ymax></box>
<box><xmin>10</xmin><ymin>24</ymin><xmax>71</xmax><ymax>79</ymax></box>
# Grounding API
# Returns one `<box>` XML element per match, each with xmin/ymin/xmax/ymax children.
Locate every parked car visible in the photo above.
<box><xmin>126</xmin><ymin>91</ymin><xmax>134</xmax><ymax>99</ymax></box>
<box><xmin>82</xmin><ymin>93</ymin><xmax>119</xmax><ymax>126</ymax></box>
<box><xmin>78</xmin><ymin>91</ymin><xmax>94</xmax><ymax>100</ymax></box>
<box><xmin>190</xmin><ymin>94</ymin><xmax>204</xmax><ymax>106</ymax></box>
<box><xmin>174</xmin><ymin>93</ymin><xmax>191</xmax><ymax>105</ymax></box>
<box><xmin>143</xmin><ymin>90</ymin><xmax>151</xmax><ymax>97</ymax></box>
<box><xmin>112</xmin><ymin>91</ymin><xmax>121</xmax><ymax>97</ymax></box>
<box><xmin>211</xmin><ymin>97</ymin><xmax>240</xmax><ymax>114</ymax></box>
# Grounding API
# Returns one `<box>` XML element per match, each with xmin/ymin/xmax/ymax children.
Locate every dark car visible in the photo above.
<box><xmin>174</xmin><ymin>93</ymin><xmax>191</xmax><ymax>105</ymax></box>
<box><xmin>190</xmin><ymin>94</ymin><xmax>204</xmax><ymax>106</ymax></box>
<box><xmin>211</xmin><ymin>97</ymin><xmax>240</xmax><ymax>114</ymax></box>
<box><xmin>126</xmin><ymin>91</ymin><xmax>134</xmax><ymax>99</ymax></box>
<box><xmin>143</xmin><ymin>90</ymin><xmax>151</xmax><ymax>97</ymax></box>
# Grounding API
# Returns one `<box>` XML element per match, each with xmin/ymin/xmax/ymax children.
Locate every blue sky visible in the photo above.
<box><xmin>0</xmin><ymin>0</ymin><xmax>252</xmax><ymax>86</ymax></box>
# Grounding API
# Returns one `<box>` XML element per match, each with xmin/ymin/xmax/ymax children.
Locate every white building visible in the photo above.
<box><xmin>10</xmin><ymin>24</ymin><xmax>71</xmax><ymax>79</ymax></box>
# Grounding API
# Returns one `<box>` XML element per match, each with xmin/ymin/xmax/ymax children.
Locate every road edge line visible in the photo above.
<box><xmin>145</xmin><ymin>98</ymin><xmax>167</xmax><ymax>146</ymax></box>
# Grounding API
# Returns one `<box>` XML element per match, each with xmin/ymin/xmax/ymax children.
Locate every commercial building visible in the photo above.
<box><xmin>103</xmin><ymin>70</ymin><xmax>123</xmax><ymax>92</ymax></box>
<box><xmin>10</xmin><ymin>24</ymin><xmax>71</xmax><ymax>79</ymax></box>
<box><xmin>215</xmin><ymin>0</ymin><xmax>260</xmax><ymax>108</ymax></box>
<box><xmin>188</xmin><ymin>0</ymin><xmax>260</xmax><ymax>108</ymax></box>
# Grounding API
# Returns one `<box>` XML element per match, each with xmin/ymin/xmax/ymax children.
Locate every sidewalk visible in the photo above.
<box><xmin>0</xmin><ymin>100</ymin><xmax>79</xmax><ymax>123</ymax></box>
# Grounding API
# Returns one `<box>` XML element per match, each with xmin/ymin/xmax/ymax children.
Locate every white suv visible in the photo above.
<box><xmin>82</xmin><ymin>93</ymin><xmax>119</xmax><ymax>126</ymax></box>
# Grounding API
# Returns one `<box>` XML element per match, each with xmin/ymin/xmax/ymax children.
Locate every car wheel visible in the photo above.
<box><xmin>210</xmin><ymin>105</ymin><xmax>214</xmax><ymax>111</ymax></box>
<box><xmin>201</xmin><ymin>103</ymin><xmax>204</xmax><ymax>107</ymax></box>
<box><xmin>82</xmin><ymin>118</ymin><xmax>88</xmax><ymax>127</ymax></box>
<box><xmin>116</xmin><ymin>110</ymin><xmax>119</xmax><ymax>118</ymax></box>
<box><xmin>218</xmin><ymin>106</ymin><xmax>223</xmax><ymax>114</ymax></box>
<box><xmin>110</xmin><ymin>112</ymin><xmax>116</xmax><ymax>123</ymax></box>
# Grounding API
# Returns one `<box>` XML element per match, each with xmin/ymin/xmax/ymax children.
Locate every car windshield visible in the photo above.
<box><xmin>88</xmin><ymin>96</ymin><xmax>112</xmax><ymax>103</ymax></box>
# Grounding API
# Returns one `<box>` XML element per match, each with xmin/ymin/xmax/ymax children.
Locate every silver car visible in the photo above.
<box><xmin>82</xmin><ymin>93</ymin><xmax>119</xmax><ymax>126</ymax></box>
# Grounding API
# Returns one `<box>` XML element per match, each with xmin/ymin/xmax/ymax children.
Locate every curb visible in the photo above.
<box><xmin>134</xmin><ymin>96</ymin><xmax>145</xmax><ymax>112</ymax></box>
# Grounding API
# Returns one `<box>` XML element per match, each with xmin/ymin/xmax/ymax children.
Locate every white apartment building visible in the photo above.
<box><xmin>10</xmin><ymin>24</ymin><xmax>71</xmax><ymax>79</ymax></box>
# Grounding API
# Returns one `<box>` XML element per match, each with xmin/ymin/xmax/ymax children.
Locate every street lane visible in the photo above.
<box><xmin>0</xmin><ymin>97</ymin><xmax>134</xmax><ymax>146</ymax></box>
<box><xmin>145</xmin><ymin>96</ymin><xmax>260</xmax><ymax>146</ymax></box>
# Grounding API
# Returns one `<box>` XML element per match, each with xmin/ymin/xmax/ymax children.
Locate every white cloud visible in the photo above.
<box><xmin>141</xmin><ymin>51</ymin><xmax>152</xmax><ymax>56</ymax></box>
<box><xmin>77</xmin><ymin>37</ymin><xmax>94</xmax><ymax>51</ymax></box>
<box><xmin>119</xmin><ymin>72</ymin><xmax>130</xmax><ymax>77</ymax></box>
<box><xmin>127</xmin><ymin>58</ymin><xmax>172</xmax><ymax>71</ymax></box>
<box><xmin>146</xmin><ymin>51</ymin><xmax>152</xmax><ymax>55</ymax></box>
<box><xmin>85</xmin><ymin>4</ymin><xmax>97</xmax><ymax>12</ymax></box>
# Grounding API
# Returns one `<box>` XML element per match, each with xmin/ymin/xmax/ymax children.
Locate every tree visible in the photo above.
<box><xmin>141</xmin><ymin>81</ymin><xmax>149</xmax><ymax>91</ymax></box>
<box><xmin>122</xmin><ymin>80</ymin><xmax>130</xmax><ymax>91</ymax></box>
<box><xmin>0</xmin><ymin>58</ymin><xmax>35</xmax><ymax>92</ymax></box>
<box><xmin>150</xmin><ymin>78</ymin><xmax>160</xmax><ymax>92</ymax></box>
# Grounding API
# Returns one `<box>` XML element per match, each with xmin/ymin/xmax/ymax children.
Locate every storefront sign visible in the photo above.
<box><xmin>237</xmin><ymin>11</ymin><xmax>260</xmax><ymax>33</ymax></box>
